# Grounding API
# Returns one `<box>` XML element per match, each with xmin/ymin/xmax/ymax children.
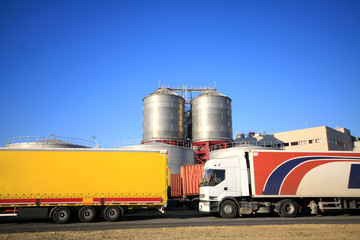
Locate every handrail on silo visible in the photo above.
<box><xmin>5</xmin><ymin>135</ymin><xmax>96</xmax><ymax>148</ymax></box>
<box><xmin>115</xmin><ymin>139</ymin><xmax>191</xmax><ymax>148</ymax></box>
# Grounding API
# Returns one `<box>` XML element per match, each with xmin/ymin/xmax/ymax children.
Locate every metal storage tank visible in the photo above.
<box><xmin>142</xmin><ymin>88</ymin><xmax>185</xmax><ymax>143</ymax></box>
<box><xmin>5</xmin><ymin>135</ymin><xmax>95</xmax><ymax>149</ymax></box>
<box><xmin>117</xmin><ymin>142</ymin><xmax>195</xmax><ymax>174</ymax></box>
<box><xmin>191</xmin><ymin>89</ymin><xmax>232</xmax><ymax>142</ymax></box>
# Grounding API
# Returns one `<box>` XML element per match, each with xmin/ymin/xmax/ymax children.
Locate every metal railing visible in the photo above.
<box><xmin>115</xmin><ymin>139</ymin><xmax>190</xmax><ymax>148</ymax></box>
<box><xmin>116</xmin><ymin>139</ymin><xmax>284</xmax><ymax>150</ymax></box>
<box><xmin>210</xmin><ymin>141</ymin><xmax>284</xmax><ymax>151</ymax></box>
<box><xmin>5</xmin><ymin>135</ymin><xmax>96</xmax><ymax>148</ymax></box>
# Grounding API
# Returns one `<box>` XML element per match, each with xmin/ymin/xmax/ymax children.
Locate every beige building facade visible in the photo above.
<box><xmin>236</xmin><ymin>126</ymin><xmax>354</xmax><ymax>151</ymax></box>
<box><xmin>273</xmin><ymin>126</ymin><xmax>353</xmax><ymax>151</ymax></box>
<box><xmin>354</xmin><ymin>140</ymin><xmax>360</xmax><ymax>152</ymax></box>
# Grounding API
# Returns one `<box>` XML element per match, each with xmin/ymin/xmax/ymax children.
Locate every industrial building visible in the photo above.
<box><xmin>235</xmin><ymin>126</ymin><xmax>356</xmax><ymax>151</ymax></box>
<box><xmin>5</xmin><ymin>86</ymin><xmax>358</xmax><ymax>173</ymax></box>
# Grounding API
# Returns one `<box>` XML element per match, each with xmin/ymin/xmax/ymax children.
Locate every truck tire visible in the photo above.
<box><xmin>103</xmin><ymin>206</ymin><xmax>122</xmax><ymax>222</ymax></box>
<box><xmin>220</xmin><ymin>200</ymin><xmax>238</xmax><ymax>219</ymax></box>
<box><xmin>190</xmin><ymin>199</ymin><xmax>200</xmax><ymax>210</ymax></box>
<box><xmin>78</xmin><ymin>206</ymin><xmax>96</xmax><ymax>223</ymax></box>
<box><xmin>52</xmin><ymin>207</ymin><xmax>71</xmax><ymax>224</ymax></box>
<box><xmin>279</xmin><ymin>199</ymin><xmax>299</xmax><ymax>218</ymax></box>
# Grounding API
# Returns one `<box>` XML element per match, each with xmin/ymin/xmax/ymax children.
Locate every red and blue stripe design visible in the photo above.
<box><xmin>253</xmin><ymin>152</ymin><xmax>360</xmax><ymax>196</ymax></box>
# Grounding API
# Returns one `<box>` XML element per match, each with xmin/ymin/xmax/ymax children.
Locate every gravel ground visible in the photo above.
<box><xmin>1</xmin><ymin>224</ymin><xmax>360</xmax><ymax>240</ymax></box>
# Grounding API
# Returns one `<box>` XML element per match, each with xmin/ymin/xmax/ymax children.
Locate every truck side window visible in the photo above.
<box><xmin>209</xmin><ymin>170</ymin><xmax>225</xmax><ymax>186</ymax></box>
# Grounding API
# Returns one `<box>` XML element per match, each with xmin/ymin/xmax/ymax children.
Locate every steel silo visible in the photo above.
<box><xmin>142</xmin><ymin>88</ymin><xmax>185</xmax><ymax>143</ymax></box>
<box><xmin>191</xmin><ymin>89</ymin><xmax>232</xmax><ymax>142</ymax></box>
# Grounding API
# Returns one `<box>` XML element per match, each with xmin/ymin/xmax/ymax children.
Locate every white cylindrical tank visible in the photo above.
<box><xmin>5</xmin><ymin>135</ymin><xmax>95</xmax><ymax>149</ymax></box>
<box><xmin>142</xmin><ymin>88</ymin><xmax>185</xmax><ymax>142</ymax></box>
<box><xmin>118</xmin><ymin>143</ymin><xmax>195</xmax><ymax>174</ymax></box>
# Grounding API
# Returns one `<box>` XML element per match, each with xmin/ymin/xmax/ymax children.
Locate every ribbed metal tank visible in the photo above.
<box><xmin>191</xmin><ymin>89</ymin><xmax>232</xmax><ymax>142</ymax></box>
<box><xmin>143</xmin><ymin>88</ymin><xmax>185</xmax><ymax>142</ymax></box>
<box><xmin>117</xmin><ymin>142</ymin><xmax>195</xmax><ymax>174</ymax></box>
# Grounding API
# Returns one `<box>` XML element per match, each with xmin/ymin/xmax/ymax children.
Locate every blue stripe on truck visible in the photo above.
<box><xmin>348</xmin><ymin>164</ymin><xmax>360</xmax><ymax>189</ymax></box>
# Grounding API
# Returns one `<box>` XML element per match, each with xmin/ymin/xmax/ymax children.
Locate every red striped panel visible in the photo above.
<box><xmin>170</xmin><ymin>174</ymin><xmax>182</xmax><ymax>197</ymax></box>
<box><xmin>0</xmin><ymin>199</ymin><xmax>36</xmax><ymax>205</ymax></box>
<box><xmin>0</xmin><ymin>197</ymin><xmax>162</xmax><ymax>206</ymax></box>
<box><xmin>181</xmin><ymin>164</ymin><xmax>204</xmax><ymax>196</ymax></box>
<box><xmin>39</xmin><ymin>198</ymin><xmax>83</xmax><ymax>205</ymax></box>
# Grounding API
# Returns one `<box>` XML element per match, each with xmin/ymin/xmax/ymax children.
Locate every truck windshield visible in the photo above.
<box><xmin>201</xmin><ymin>169</ymin><xmax>212</xmax><ymax>184</ymax></box>
<box><xmin>200</xmin><ymin>169</ymin><xmax>225</xmax><ymax>187</ymax></box>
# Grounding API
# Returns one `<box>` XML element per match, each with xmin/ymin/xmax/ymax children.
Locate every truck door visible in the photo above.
<box><xmin>225</xmin><ymin>168</ymin><xmax>242</xmax><ymax>197</ymax></box>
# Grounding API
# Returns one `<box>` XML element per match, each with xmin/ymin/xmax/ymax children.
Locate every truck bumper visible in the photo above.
<box><xmin>199</xmin><ymin>201</ymin><xmax>219</xmax><ymax>213</ymax></box>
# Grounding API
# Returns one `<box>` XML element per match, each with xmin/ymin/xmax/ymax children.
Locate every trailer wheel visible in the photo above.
<box><xmin>78</xmin><ymin>206</ymin><xmax>96</xmax><ymax>223</ymax></box>
<box><xmin>220</xmin><ymin>200</ymin><xmax>238</xmax><ymax>219</ymax></box>
<box><xmin>279</xmin><ymin>199</ymin><xmax>299</xmax><ymax>218</ymax></box>
<box><xmin>103</xmin><ymin>206</ymin><xmax>122</xmax><ymax>222</ymax></box>
<box><xmin>190</xmin><ymin>199</ymin><xmax>200</xmax><ymax>210</ymax></box>
<box><xmin>52</xmin><ymin>207</ymin><xmax>71</xmax><ymax>224</ymax></box>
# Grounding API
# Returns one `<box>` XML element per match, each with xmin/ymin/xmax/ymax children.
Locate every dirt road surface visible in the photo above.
<box><xmin>1</xmin><ymin>224</ymin><xmax>360</xmax><ymax>239</ymax></box>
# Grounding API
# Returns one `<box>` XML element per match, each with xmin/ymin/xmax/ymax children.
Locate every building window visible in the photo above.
<box><xmin>315</xmin><ymin>138</ymin><xmax>322</xmax><ymax>143</ymax></box>
<box><xmin>299</xmin><ymin>140</ymin><xmax>307</xmax><ymax>145</ymax></box>
<box><xmin>284</xmin><ymin>143</ymin><xmax>289</xmax><ymax>147</ymax></box>
<box><xmin>291</xmin><ymin>142</ymin><xmax>299</xmax><ymax>146</ymax></box>
<box><xmin>309</xmin><ymin>140</ymin><xmax>313</xmax><ymax>144</ymax></box>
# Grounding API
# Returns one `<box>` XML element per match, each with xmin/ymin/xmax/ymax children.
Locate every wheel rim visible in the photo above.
<box><xmin>284</xmin><ymin>203</ymin><xmax>294</xmax><ymax>214</ymax></box>
<box><xmin>224</xmin><ymin>204</ymin><xmax>234</xmax><ymax>214</ymax></box>
<box><xmin>58</xmin><ymin>211</ymin><xmax>67</xmax><ymax>220</ymax></box>
<box><xmin>106</xmin><ymin>207</ymin><xmax>119</xmax><ymax>218</ymax></box>
<box><xmin>109</xmin><ymin>210</ymin><xmax>116</xmax><ymax>217</ymax></box>
<box><xmin>83</xmin><ymin>210</ymin><xmax>93</xmax><ymax>219</ymax></box>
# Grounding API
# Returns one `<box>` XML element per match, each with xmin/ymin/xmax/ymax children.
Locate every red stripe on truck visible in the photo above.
<box><xmin>0</xmin><ymin>197</ymin><xmax>162</xmax><ymax>206</ymax></box>
<box><xmin>103</xmin><ymin>197</ymin><xmax>163</xmax><ymax>204</ymax></box>
<box><xmin>39</xmin><ymin>198</ymin><xmax>83</xmax><ymax>205</ymax></box>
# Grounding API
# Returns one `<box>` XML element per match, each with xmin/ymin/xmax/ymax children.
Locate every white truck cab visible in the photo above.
<box><xmin>199</xmin><ymin>150</ymin><xmax>250</xmax><ymax>217</ymax></box>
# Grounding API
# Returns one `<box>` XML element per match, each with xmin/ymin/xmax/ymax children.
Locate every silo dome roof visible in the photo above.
<box><xmin>191</xmin><ymin>89</ymin><xmax>230</xmax><ymax>102</ymax></box>
<box><xmin>144</xmin><ymin>87</ymin><xmax>181</xmax><ymax>100</ymax></box>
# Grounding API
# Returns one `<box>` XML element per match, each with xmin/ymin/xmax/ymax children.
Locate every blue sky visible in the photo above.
<box><xmin>1</xmin><ymin>0</ymin><xmax>359</xmax><ymax>148</ymax></box>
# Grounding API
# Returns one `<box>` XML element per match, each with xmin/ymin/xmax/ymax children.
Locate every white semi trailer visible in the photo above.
<box><xmin>199</xmin><ymin>149</ymin><xmax>360</xmax><ymax>218</ymax></box>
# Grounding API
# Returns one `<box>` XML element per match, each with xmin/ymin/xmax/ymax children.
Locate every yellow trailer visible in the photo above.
<box><xmin>0</xmin><ymin>148</ymin><xmax>168</xmax><ymax>223</ymax></box>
